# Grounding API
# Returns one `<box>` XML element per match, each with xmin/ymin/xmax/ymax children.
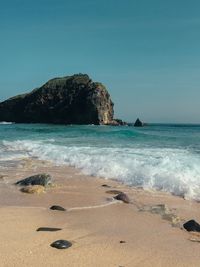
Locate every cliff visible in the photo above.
<box><xmin>0</xmin><ymin>74</ymin><xmax>114</xmax><ymax>125</ymax></box>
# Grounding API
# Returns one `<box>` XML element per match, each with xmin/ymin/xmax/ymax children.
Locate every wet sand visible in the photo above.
<box><xmin>0</xmin><ymin>158</ymin><xmax>200</xmax><ymax>267</ymax></box>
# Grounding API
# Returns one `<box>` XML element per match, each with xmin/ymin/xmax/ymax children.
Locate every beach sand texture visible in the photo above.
<box><xmin>0</xmin><ymin>159</ymin><xmax>200</xmax><ymax>267</ymax></box>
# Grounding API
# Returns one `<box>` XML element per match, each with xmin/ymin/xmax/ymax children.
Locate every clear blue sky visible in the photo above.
<box><xmin>0</xmin><ymin>0</ymin><xmax>200</xmax><ymax>123</ymax></box>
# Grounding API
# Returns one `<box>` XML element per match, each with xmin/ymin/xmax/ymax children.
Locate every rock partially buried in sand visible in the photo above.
<box><xmin>101</xmin><ymin>184</ymin><xmax>111</xmax><ymax>188</ymax></box>
<box><xmin>51</xmin><ymin>240</ymin><xmax>72</xmax><ymax>249</ymax></box>
<box><xmin>50</xmin><ymin>205</ymin><xmax>66</xmax><ymax>211</ymax></box>
<box><xmin>16</xmin><ymin>173</ymin><xmax>52</xmax><ymax>187</ymax></box>
<box><xmin>183</xmin><ymin>220</ymin><xmax>200</xmax><ymax>232</ymax></box>
<box><xmin>114</xmin><ymin>192</ymin><xmax>130</xmax><ymax>204</ymax></box>
<box><xmin>37</xmin><ymin>227</ymin><xmax>62</xmax><ymax>232</ymax></box>
<box><xmin>106</xmin><ymin>190</ymin><xmax>123</xmax><ymax>195</ymax></box>
<box><xmin>20</xmin><ymin>185</ymin><xmax>45</xmax><ymax>194</ymax></box>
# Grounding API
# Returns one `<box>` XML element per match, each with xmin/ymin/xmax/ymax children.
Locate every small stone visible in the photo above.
<box><xmin>37</xmin><ymin>227</ymin><xmax>62</xmax><ymax>232</ymax></box>
<box><xmin>120</xmin><ymin>240</ymin><xmax>126</xmax><ymax>243</ymax></box>
<box><xmin>106</xmin><ymin>190</ymin><xmax>123</xmax><ymax>195</ymax></box>
<box><xmin>50</xmin><ymin>205</ymin><xmax>66</xmax><ymax>211</ymax></box>
<box><xmin>16</xmin><ymin>173</ymin><xmax>52</xmax><ymax>187</ymax></box>
<box><xmin>101</xmin><ymin>184</ymin><xmax>111</xmax><ymax>188</ymax></box>
<box><xmin>114</xmin><ymin>192</ymin><xmax>130</xmax><ymax>203</ymax></box>
<box><xmin>183</xmin><ymin>220</ymin><xmax>200</xmax><ymax>232</ymax></box>
<box><xmin>50</xmin><ymin>240</ymin><xmax>72</xmax><ymax>249</ymax></box>
<box><xmin>20</xmin><ymin>185</ymin><xmax>45</xmax><ymax>194</ymax></box>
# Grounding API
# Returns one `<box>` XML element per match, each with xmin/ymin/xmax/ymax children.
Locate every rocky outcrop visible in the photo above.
<box><xmin>106</xmin><ymin>119</ymin><xmax>128</xmax><ymax>126</ymax></box>
<box><xmin>0</xmin><ymin>74</ymin><xmax>114</xmax><ymax>125</ymax></box>
<box><xmin>134</xmin><ymin>118</ymin><xmax>143</xmax><ymax>127</ymax></box>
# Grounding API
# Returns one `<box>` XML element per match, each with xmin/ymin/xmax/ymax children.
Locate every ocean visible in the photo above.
<box><xmin>0</xmin><ymin>123</ymin><xmax>200</xmax><ymax>200</ymax></box>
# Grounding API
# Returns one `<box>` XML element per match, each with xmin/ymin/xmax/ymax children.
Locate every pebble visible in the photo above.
<box><xmin>50</xmin><ymin>240</ymin><xmax>72</xmax><ymax>249</ymax></box>
<box><xmin>37</xmin><ymin>227</ymin><xmax>62</xmax><ymax>232</ymax></box>
<box><xmin>114</xmin><ymin>192</ymin><xmax>130</xmax><ymax>204</ymax></box>
<box><xmin>50</xmin><ymin>205</ymin><xmax>66</xmax><ymax>211</ymax></box>
<box><xmin>101</xmin><ymin>184</ymin><xmax>111</xmax><ymax>188</ymax></box>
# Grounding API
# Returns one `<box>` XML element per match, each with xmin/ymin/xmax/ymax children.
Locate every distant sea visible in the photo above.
<box><xmin>0</xmin><ymin>122</ymin><xmax>200</xmax><ymax>200</ymax></box>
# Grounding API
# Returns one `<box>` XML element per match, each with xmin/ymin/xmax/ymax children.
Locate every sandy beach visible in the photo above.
<box><xmin>0</xmin><ymin>159</ymin><xmax>200</xmax><ymax>267</ymax></box>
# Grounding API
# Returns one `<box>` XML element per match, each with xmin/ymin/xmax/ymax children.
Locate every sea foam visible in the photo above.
<box><xmin>2</xmin><ymin>139</ymin><xmax>200</xmax><ymax>200</ymax></box>
<box><xmin>0</xmin><ymin>122</ymin><xmax>14</xmax><ymax>125</ymax></box>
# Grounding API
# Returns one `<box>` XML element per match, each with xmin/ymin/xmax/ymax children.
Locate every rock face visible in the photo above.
<box><xmin>0</xmin><ymin>74</ymin><xmax>114</xmax><ymax>125</ymax></box>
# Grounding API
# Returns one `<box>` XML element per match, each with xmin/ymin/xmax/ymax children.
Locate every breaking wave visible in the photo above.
<box><xmin>2</xmin><ymin>138</ymin><xmax>200</xmax><ymax>200</ymax></box>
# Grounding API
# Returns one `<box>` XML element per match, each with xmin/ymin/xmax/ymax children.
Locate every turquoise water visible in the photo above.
<box><xmin>0</xmin><ymin>123</ymin><xmax>200</xmax><ymax>200</ymax></box>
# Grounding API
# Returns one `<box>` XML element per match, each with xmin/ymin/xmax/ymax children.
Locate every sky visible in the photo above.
<box><xmin>0</xmin><ymin>0</ymin><xmax>200</xmax><ymax>123</ymax></box>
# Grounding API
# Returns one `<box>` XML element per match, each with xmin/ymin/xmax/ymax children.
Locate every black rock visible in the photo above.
<box><xmin>50</xmin><ymin>240</ymin><xmax>72</xmax><ymax>249</ymax></box>
<box><xmin>114</xmin><ymin>192</ymin><xmax>130</xmax><ymax>204</ymax></box>
<box><xmin>0</xmin><ymin>74</ymin><xmax>114</xmax><ymax>125</ymax></box>
<box><xmin>50</xmin><ymin>205</ymin><xmax>66</xmax><ymax>211</ymax></box>
<box><xmin>101</xmin><ymin>184</ymin><xmax>111</xmax><ymax>188</ymax></box>
<box><xmin>183</xmin><ymin>220</ymin><xmax>200</xmax><ymax>232</ymax></box>
<box><xmin>120</xmin><ymin>240</ymin><xmax>126</xmax><ymax>244</ymax></box>
<box><xmin>37</xmin><ymin>227</ymin><xmax>62</xmax><ymax>232</ymax></box>
<box><xmin>134</xmin><ymin>118</ymin><xmax>143</xmax><ymax>127</ymax></box>
<box><xmin>15</xmin><ymin>173</ymin><xmax>52</xmax><ymax>187</ymax></box>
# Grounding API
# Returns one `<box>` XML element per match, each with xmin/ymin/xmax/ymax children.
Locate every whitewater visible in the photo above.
<box><xmin>0</xmin><ymin>123</ymin><xmax>200</xmax><ymax>200</ymax></box>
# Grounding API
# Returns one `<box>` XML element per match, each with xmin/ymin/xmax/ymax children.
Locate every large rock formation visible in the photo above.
<box><xmin>0</xmin><ymin>74</ymin><xmax>114</xmax><ymax>125</ymax></box>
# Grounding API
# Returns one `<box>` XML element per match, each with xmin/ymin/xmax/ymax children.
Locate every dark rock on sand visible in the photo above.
<box><xmin>114</xmin><ymin>192</ymin><xmax>130</xmax><ymax>203</ymax></box>
<box><xmin>50</xmin><ymin>240</ymin><xmax>72</xmax><ymax>249</ymax></box>
<box><xmin>120</xmin><ymin>240</ymin><xmax>126</xmax><ymax>244</ymax></box>
<box><xmin>183</xmin><ymin>220</ymin><xmax>200</xmax><ymax>232</ymax></box>
<box><xmin>106</xmin><ymin>190</ymin><xmax>123</xmax><ymax>194</ymax></box>
<box><xmin>134</xmin><ymin>118</ymin><xmax>143</xmax><ymax>127</ymax></box>
<box><xmin>15</xmin><ymin>173</ymin><xmax>52</xmax><ymax>187</ymax></box>
<box><xmin>101</xmin><ymin>184</ymin><xmax>111</xmax><ymax>188</ymax></box>
<box><xmin>50</xmin><ymin>205</ymin><xmax>66</xmax><ymax>211</ymax></box>
<box><xmin>37</xmin><ymin>227</ymin><xmax>62</xmax><ymax>232</ymax></box>
<box><xmin>0</xmin><ymin>74</ymin><xmax>114</xmax><ymax>125</ymax></box>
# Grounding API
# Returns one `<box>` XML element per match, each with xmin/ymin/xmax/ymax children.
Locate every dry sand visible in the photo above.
<box><xmin>0</xmin><ymin>158</ymin><xmax>200</xmax><ymax>267</ymax></box>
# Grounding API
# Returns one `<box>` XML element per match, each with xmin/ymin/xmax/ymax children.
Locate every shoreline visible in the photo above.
<box><xmin>1</xmin><ymin>158</ymin><xmax>200</xmax><ymax>266</ymax></box>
